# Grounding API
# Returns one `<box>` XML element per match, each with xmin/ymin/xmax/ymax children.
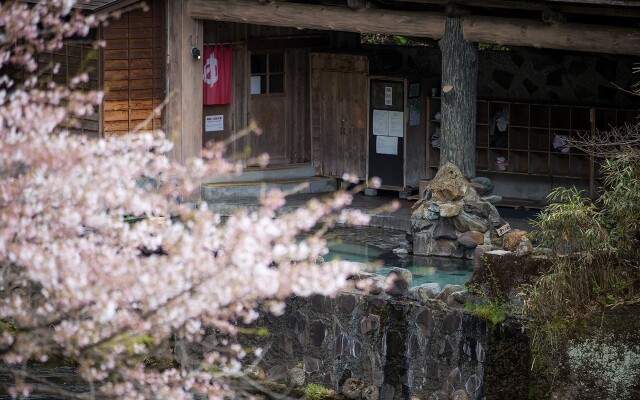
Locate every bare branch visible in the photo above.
<box><xmin>564</xmin><ymin>122</ymin><xmax>640</xmax><ymax>159</ymax></box>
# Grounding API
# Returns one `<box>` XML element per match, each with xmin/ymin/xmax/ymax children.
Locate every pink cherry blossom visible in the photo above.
<box><xmin>0</xmin><ymin>1</ymin><xmax>373</xmax><ymax>398</ymax></box>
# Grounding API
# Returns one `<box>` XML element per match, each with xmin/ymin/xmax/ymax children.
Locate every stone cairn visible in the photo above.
<box><xmin>410</xmin><ymin>162</ymin><xmax>530</xmax><ymax>259</ymax></box>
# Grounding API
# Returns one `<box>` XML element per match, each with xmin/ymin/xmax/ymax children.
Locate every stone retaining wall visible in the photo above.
<box><xmin>252</xmin><ymin>290</ymin><xmax>529</xmax><ymax>400</ymax></box>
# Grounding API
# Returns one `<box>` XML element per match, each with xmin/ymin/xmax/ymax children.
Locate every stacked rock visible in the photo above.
<box><xmin>410</xmin><ymin>162</ymin><xmax>504</xmax><ymax>259</ymax></box>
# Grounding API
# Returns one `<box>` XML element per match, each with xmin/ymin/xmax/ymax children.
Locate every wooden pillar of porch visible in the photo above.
<box><xmin>166</xmin><ymin>0</ymin><xmax>203</xmax><ymax>163</ymax></box>
<box><xmin>439</xmin><ymin>16</ymin><xmax>478</xmax><ymax>178</ymax></box>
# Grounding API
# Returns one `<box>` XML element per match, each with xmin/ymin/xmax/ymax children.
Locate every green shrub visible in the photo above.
<box><xmin>305</xmin><ymin>383</ymin><xmax>336</xmax><ymax>400</ymax></box>
<box><xmin>523</xmin><ymin>148</ymin><xmax>640</xmax><ymax>395</ymax></box>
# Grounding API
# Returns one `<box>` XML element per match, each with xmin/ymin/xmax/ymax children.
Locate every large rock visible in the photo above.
<box><xmin>514</xmin><ymin>237</ymin><xmax>534</xmax><ymax>256</ymax></box>
<box><xmin>452</xmin><ymin>211</ymin><xmax>489</xmax><ymax>233</ymax></box>
<box><xmin>411</xmin><ymin>205</ymin><xmax>438</xmax><ymax>231</ymax></box>
<box><xmin>447</xmin><ymin>290</ymin><xmax>469</xmax><ymax>306</ymax></box>
<box><xmin>503</xmin><ymin>229</ymin><xmax>528</xmax><ymax>251</ymax></box>
<box><xmin>427</xmin><ymin>203</ymin><xmax>441</xmax><ymax>218</ymax></box>
<box><xmin>481</xmin><ymin>194</ymin><xmax>503</xmax><ymax>204</ymax></box>
<box><xmin>473</xmin><ymin>244</ymin><xmax>493</xmax><ymax>270</ymax></box>
<box><xmin>413</xmin><ymin>230</ymin><xmax>435</xmax><ymax>255</ymax></box>
<box><xmin>385</xmin><ymin>267</ymin><xmax>413</xmax><ymax>296</ymax></box>
<box><xmin>471</xmin><ymin>176</ymin><xmax>494</xmax><ymax>195</ymax></box>
<box><xmin>433</xmin><ymin>218</ymin><xmax>457</xmax><ymax>239</ymax></box>
<box><xmin>287</xmin><ymin>367</ymin><xmax>305</xmax><ymax>387</ymax></box>
<box><xmin>463</xmin><ymin>201</ymin><xmax>491</xmax><ymax>218</ymax></box>
<box><xmin>430</xmin><ymin>162</ymin><xmax>470</xmax><ymax>202</ymax></box>
<box><xmin>490</xmin><ymin>228</ymin><xmax>504</xmax><ymax>247</ymax></box>
<box><xmin>409</xmin><ymin>282</ymin><xmax>442</xmax><ymax>303</ymax></box>
<box><xmin>432</xmin><ymin>239</ymin><xmax>458</xmax><ymax>257</ymax></box>
<box><xmin>440</xmin><ymin>203</ymin><xmax>462</xmax><ymax>217</ymax></box>
<box><xmin>470</xmin><ymin>182</ymin><xmax>486</xmax><ymax>195</ymax></box>
<box><xmin>463</xmin><ymin>188</ymin><xmax>482</xmax><ymax>202</ymax></box>
<box><xmin>487</xmin><ymin>203</ymin><xmax>503</xmax><ymax>227</ymax></box>
<box><xmin>342</xmin><ymin>378</ymin><xmax>365</xmax><ymax>399</ymax></box>
<box><xmin>457</xmin><ymin>231</ymin><xmax>484</xmax><ymax>248</ymax></box>
<box><xmin>436</xmin><ymin>284</ymin><xmax>464</xmax><ymax>302</ymax></box>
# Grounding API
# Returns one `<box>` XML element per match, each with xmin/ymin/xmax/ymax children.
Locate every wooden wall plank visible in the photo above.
<box><xmin>104</xmin><ymin>90</ymin><xmax>129</xmax><ymax>101</ymax></box>
<box><xmin>104</xmin><ymin>79</ymin><xmax>129</xmax><ymax>90</ymax></box>
<box><xmin>104</xmin><ymin>110</ymin><xmax>129</xmax><ymax>121</ymax></box>
<box><xmin>102</xmin><ymin>0</ymin><xmax>165</xmax><ymax>138</ymax></box>
<box><xmin>104</xmin><ymin>120</ymin><xmax>131</xmax><ymax>130</ymax></box>
<box><xmin>130</xmin><ymin>79</ymin><xmax>155</xmax><ymax>89</ymax></box>
<box><xmin>104</xmin><ymin>49</ymin><xmax>128</xmax><ymax>59</ymax></box>
<box><xmin>104</xmin><ymin>59</ymin><xmax>129</xmax><ymax>69</ymax></box>
<box><xmin>104</xmin><ymin>100</ymin><xmax>129</xmax><ymax>110</ymax></box>
<box><xmin>104</xmin><ymin>70</ymin><xmax>129</xmax><ymax>80</ymax></box>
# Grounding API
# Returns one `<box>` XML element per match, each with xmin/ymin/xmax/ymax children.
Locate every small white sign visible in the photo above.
<box><xmin>388</xmin><ymin>111</ymin><xmax>404</xmax><ymax>137</ymax></box>
<box><xmin>250</xmin><ymin>76</ymin><xmax>261</xmax><ymax>95</ymax></box>
<box><xmin>376</xmin><ymin>136</ymin><xmax>398</xmax><ymax>155</ymax></box>
<box><xmin>496</xmin><ymin>223</ymin><xmax>511</xmax><ymax>237</ymax></box>
<box><xmin>372</xmin><ymin>109</ymin><xmax>389</xmax><ymax>136</ymax></box>
<box><xmin>384</xmin><ymin>86</ymin><xmax>393</xmax><ymax>106</ymax></box>
<box><xmin>205</xmin><ymin>115</ymin><xmax>224</xmax><ymax>132</ymax></box>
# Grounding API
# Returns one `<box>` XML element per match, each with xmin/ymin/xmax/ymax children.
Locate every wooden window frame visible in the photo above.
<box><xmin>250</xmin><ymin>51</ymin><xmax>286</xmax><ymax>97</ymax></box>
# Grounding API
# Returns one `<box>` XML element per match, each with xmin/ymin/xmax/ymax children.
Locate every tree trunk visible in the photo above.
<box><xmin>439</xmin><ymin>17</ymin><xmax>478</xmax><ymax>178</ymax></box>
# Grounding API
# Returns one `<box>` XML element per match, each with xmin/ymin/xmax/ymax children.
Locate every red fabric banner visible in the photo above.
<box><xmin>203</xmin><ymin>44</ymin><xmax>233</xmax><ymax>105</ymax></box>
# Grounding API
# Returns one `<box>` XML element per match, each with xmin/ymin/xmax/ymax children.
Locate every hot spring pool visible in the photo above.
<box><xmin>325</xmin><ymin>228</ymin><xmax>473</xmax><ymax>288</ymax></box>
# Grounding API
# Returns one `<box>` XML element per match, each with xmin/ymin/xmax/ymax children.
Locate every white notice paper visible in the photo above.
<box><xmin>376</xmin><ymin>136</ymin><xmax>398</xmax><ymax>155</ymax></box>
<box><xmin>389</xmin><ymin>111</ymin><xmax>404</xmax><ymax>137</ymax></box>
<box><xmin>250</xmin><ymin>76</ymin><xmax>261</xmax><ymax>94</ymax></box>
<box><xmin>384</xmin><ymin>86</ymin><xmax>393</xmax><ymax>106</ymax></box>
<box><xmin>372</xmin><ymin>109</ymin><xmax>389</xmax><ymax>136</ymax></box>
<box><xmin>205</xmin><ymin>115</ymin><xmax>224</xmax><ymax>132</ymax></box>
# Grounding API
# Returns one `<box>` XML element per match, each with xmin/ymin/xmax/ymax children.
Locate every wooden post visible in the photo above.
<box><xmin>439</xmin><ymin>16</ymin><xmax>478</xmax><ymax>178</ymax></box>
<box><xmin>166</xmin><ymin>0</ymin><xmax>203</xmax><ymax>163</ymax></box>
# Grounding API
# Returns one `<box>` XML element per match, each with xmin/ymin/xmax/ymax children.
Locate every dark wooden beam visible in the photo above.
<box><xmin>187</xmin><ymin>0</ymin><xmax>446</xmax><ymax>38</ymax></box>
<box><xmin>395</xmin><ymin>0</ymin><xmax>640</xmax><ymax>18</ymax></box>
<box><xmin>463</xmin><ymin>15</ymin><xmax>640</xmax><ymax>55</ymax></box>
<box><xmin>187</xmin><ymin>0</ymin><xmax>640</xmax><ymax>55</ymax></box>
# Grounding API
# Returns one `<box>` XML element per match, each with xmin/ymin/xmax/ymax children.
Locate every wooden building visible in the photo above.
<box><xmin>69</xmin><ymin>0</ymin><xmax>640</xmax><ymax>199</ymax></box>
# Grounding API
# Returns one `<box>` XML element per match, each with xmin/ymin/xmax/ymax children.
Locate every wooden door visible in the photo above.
<box><xmin>249</xmin><ymin>95</ymin><xmax>288</xmax><ymax>164</ymax></box>
<box><xmin>343</xmin><ymin>71</ymin><xmax>368</xmax><ymax>178</ymax></box>
<box><xmin>248</xmin><ymin>51</ymin><xmax>289</xmax><ymax>165</ymax></box>
<box><xmin>318</xmin><ymin>69</ymin><xmax>347</xmax><ymax>177</ymax></box>
<box><xmin>368</xmin><ymin>78</ymin><xmax>405</xmax><ymax>189</ymax></box>
<box><xmin>311</xmin><ymin>53</ymin><xmax>368</xmax><ymax>179</ymax></box>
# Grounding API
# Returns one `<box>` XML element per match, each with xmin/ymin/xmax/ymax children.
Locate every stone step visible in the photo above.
<box><xmin>203</xmin><ymin>163</ymin><xmax>316</xmax><ymax>184</ymax></box>
<box><xmin>201</xmin><ymin>176</ymin><xmax>337</xmax><ymax>202</ymax></box>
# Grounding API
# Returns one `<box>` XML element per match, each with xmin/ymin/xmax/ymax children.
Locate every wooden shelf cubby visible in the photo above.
<box><xmin>426</xmin><ymin>98</ymin><xmax>639</xmax><ymax>192</ymax></box>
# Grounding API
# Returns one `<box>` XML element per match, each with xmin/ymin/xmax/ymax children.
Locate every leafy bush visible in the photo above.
<box><xmin>524</xmin><ymin>147</ymin><xmax>640</xmax><ymax>391</ymax></box>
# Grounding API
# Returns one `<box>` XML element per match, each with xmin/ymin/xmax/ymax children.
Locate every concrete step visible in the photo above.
<box><xmin>201</xmin><ymin>176</ymin><xmax>337</xmax><ymax>202</ymax></box>
<box><xmin>203</xmin><ymin>163</ymin><xmax>316</xmax><ymax>184</ymax></box>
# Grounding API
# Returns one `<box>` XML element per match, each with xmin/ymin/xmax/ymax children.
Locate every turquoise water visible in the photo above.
<box><xmin>326</xmin><ymin>240</ymin><xmax>473</xmax><ymax>287</ymax></box>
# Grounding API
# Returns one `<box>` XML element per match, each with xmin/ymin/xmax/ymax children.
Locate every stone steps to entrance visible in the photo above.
<box><xmin>201</xmin><ymin>163</ymin><xmax>337</xmax><ymax>202</ymax></box>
